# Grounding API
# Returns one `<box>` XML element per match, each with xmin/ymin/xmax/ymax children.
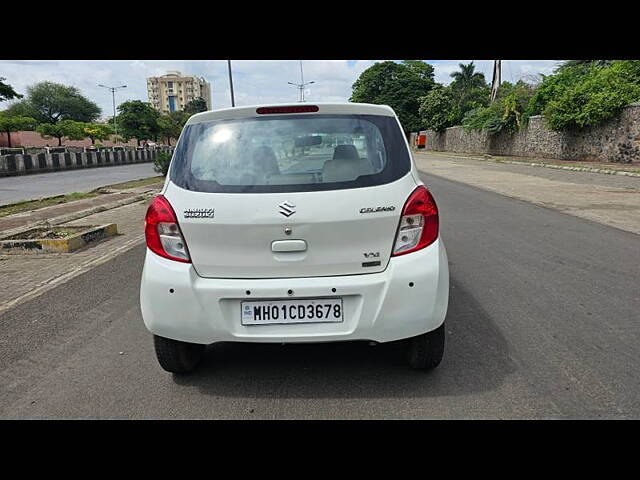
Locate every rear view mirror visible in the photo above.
<box><xmin>294</xmin><ymin>135</ymin><xmax>322</xmax><ymax>147</ymax></box>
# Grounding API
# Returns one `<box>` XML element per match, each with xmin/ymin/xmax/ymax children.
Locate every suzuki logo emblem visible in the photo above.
<box><xmin>279</xmin><ymin>201</ymin><xmax>296</xmax><ymax>217</ymax></box>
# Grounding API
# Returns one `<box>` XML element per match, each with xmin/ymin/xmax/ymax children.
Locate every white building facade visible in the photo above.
<box><xmin>147</xmin><ymin>71</ymin><xmax>212</xmax><ymax>114</ymax></box>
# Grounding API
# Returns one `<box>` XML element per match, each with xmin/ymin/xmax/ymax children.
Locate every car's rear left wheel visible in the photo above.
<box><xmin>406</xmin><ymin>323</ymin><xmax>445</xmax><ymax>370</ymax></box>
<box><xmin>153</xmin><ymin>335</ymin><xmax>205</xmax><ymax>373</ymax></box>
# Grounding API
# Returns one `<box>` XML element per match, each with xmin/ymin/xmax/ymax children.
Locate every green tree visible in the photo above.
<box><xmin>555</xmin><ymin>60</ymin><xmax>613</xmax><ymax>73</ymax></box>
<box><xmin>462</xmin><ymin>105</ymin><xmax>504</xmax><ymax>134</ymax></box>
<box><xmin>36</xmin><ymin>123</ymin><xmax>64</xmax><ymax>145</ymax></box>
<box><xmin>462</xmin><ymin>80</ymin><xmax>536</xmax><ymax>134</ymax></box>
<box><xmin>0</xmin><ymin>100</ymin><xmax>34</xmax><ymax>118</ymax></box>
<box><xmin>417</xmin><ymin>63</ymin><xmax>491</xmax><ymax>132</ymax></box>
<box><xmin>158</xmin><ymin>111</ymin><xmax>189</xmax><ymax>145</ymax></box>
<box><xmin>18</xmin><ymin>81</ymin><xmax>101</xmax><ymax>124</ymax></box>
<box><xmin>154</xmin><ymin>151</ymin><xmax>172</xmax><ymax>176</ymax></box>
<box><xmin>350</xmin><ymin>60</ymin><xmax>436</xmax><ymax>134</ymax></box>
<box><xmin>450</xmin><ymin>62</ymin><xmax>487</xmax><ymax>91</ymax></box>
<box><xmin>418</xmin><ymin>86</ymin><xmax>457</xmax><ymax>132</ymax></box>
<box><xmin>0</xmin><ymin>114</ymin><xmax>37</xmax><ymax>147</ymax></box>
<box><xmin>403</xmin><ymin>60</ymin><xmax>437</xmax><ymax>83</ymax></box>
<box><xmin>500</xmin><ymin>81</ymin><xmax>536</xmax><ymax>131</ymax></box>
<box><xmin>0</xmin><ymin>78</ymin><xmax>23</xmax><ymax>103</ymax></box>
<box><xmin>183</xmin><ymin>97</ymin><xmax>208</xmax><ymax>114</ymax></box>
<box><xmin>524</xmin><ymin>61</ymin><xmax>595</xmax><ymax>121</ymax></box>
<box><xmin>82</xmin><ymin>123</ymin><xmax>114</xmax><ymax>145</ymax></box>
<box><xmin>448</xmin><ymin>62</ymin><xmax>491</xmax><ymax>124</ymax></box>
<box><xmin>36</xmin><ymin>120</ymin><xmax>87</xmax><ymax>146</ymax></box>
<box><xmin>538</xmin><ymin>60</ymin><xmax>640</xmax><ymax>131</ymax></box>
<box><xmin>116</xmin><ymin>100</ymin><xmax>161</xmax><ymax>146</ymax></box>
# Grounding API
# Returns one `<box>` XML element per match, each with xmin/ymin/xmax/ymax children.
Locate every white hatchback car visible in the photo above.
<box><xmin>140</xmin><ymin>102</ymin><xmax>449</xmax><ymax>373</ymax></box>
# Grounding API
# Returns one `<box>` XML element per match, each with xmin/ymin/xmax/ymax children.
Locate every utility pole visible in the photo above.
<box><xmin>490</xmin><ymin>60</ymin><xmax>501</xmax><ymax>104</ymax></box>
<box><xmin>288</xmin><ymin>60</ymin><xmax>315</xmax><ymax>102</ymax></box>
<box><xmin>98</xmin><ymin>84</ymin><xmax>127</xmax><ymax>144</ymax></box>
<box><xmin>227</xmin><ymin>60</ymin><xmax>235</xmax><ymax>107</ymax></box>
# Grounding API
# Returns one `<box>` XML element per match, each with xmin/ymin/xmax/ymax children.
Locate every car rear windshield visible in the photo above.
<box><xmin>169</xmin><ymin>114</ymin><xmax>411</xmax><ymax>193</ymax></box>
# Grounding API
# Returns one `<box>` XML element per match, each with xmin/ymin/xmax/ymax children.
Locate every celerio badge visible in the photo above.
<box><xmin>360</xmin><ymin>206</ymin><xmax>395</xmax><ymax>214</ymax></box>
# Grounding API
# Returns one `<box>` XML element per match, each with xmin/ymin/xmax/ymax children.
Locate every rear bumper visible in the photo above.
<box><xmin>140</xmin><ymin>238</ymin><xmax>449</xmax><ymax>344</ymax></box>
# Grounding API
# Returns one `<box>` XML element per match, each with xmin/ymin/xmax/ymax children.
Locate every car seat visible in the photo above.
<box><xmin>322</xmin><ymin>144</ymin><xmax>371</xmax><ymax>182</ymax></box>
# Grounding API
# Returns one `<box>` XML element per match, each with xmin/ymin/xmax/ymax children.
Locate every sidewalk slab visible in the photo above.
<box><xmin>415</xmin><ymin>152</ymin><xmax>640</xmax><ymax>236</ymax></box>
<box><xmin>422</xmin><ymin>150</ymin><xmax>640</xmax><ymax>176</ymax></box>
<box><xmin>0</xmin><ymin>183</ymin><xmax>162</xmax><ymax>235</ymax></box>
<box><xmin>0</xmin><ymin>193</ymin><xmax>138</xmax><ymax>233</ymax></box>
<box><xmin>0</xmin><ymin>198</ymin><xmax>152</xmax><ymax>313</ymax></box>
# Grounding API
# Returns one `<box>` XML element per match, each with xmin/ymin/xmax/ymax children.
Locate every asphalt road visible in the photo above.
<box><xmin>1</xmin><ymin>172</ymin><xmax>638</xmax><ymax>419</ymax></box>
<box><xmin>0</xmin><ymin>163</ymin><xmax>157</xmax><ymax>205</ymax></box>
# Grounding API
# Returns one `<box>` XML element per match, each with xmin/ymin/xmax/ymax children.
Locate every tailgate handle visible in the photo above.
<box><xmin>271</xmin><ymin>240</ymin><xmax>307</xmax><ymax>252</ymax></box>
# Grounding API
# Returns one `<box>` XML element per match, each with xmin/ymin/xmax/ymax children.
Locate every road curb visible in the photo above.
<box><xmin>0</xmin><ymin>223</ymin><xmax>118</xmax><ymax>253</ymax></box>
<box><xmin>418</xmin><ymin>151</ymin><xmax>640</xmax><ymax>178</ymax></box>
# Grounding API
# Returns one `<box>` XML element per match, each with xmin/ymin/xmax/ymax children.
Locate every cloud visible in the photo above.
<box><xmin>0</xmin><ymin>60</ymin><xmax>560</xmax><ymax>119</ymax></box>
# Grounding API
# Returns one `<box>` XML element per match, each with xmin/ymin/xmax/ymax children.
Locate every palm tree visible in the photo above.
<box><xmin>450</xmin><ymin>62</ymin><xmax>486</xmax><ymax>90</ymax></box>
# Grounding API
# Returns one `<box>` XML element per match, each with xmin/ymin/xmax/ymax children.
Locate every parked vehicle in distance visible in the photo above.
<box><xmin>140</xmin><ymin>103</ymin><xmax>449</xmax><ymax>373</ymax></box>
<box><xmin>416</xmin><ymin>131</ymin><xmax>427</xmax><ymax>149</ymax></box>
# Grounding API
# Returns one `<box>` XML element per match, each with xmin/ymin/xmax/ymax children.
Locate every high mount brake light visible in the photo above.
<box><xmin>256</xmin><ymin>105</ymin><xmax>319</xmax><ymax>114</ymax></box>
<box><xmin>144</xmin><ymin>195</ymin><xmax>191</xmax><ymax>263</ymax></box>
<box><xmin>392</xmin><ymin>186</ymin><xmax>439</xmax><ymax>256</ymax></box>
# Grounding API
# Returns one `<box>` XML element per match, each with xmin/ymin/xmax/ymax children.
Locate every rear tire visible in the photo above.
<box><xmin>153</xmin><ymin>335</ymin><xmax>205</xmax><ymax>373</ymax></box>
<box><xmin>406</xmin><ymin>323</ymin><xmax>445</xmax><ymax>370</ymax></box>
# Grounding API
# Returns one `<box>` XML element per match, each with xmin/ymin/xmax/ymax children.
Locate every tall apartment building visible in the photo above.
<box><xmin>147</xmin><ymin>71</ymin><xmax>212</xmax><ymax>113</ymax></box>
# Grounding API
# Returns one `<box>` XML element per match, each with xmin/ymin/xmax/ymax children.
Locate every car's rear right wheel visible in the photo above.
<box><xmin>406</xmin><ymin>323</ymin><xmax>445</xmax><ymax>370</ymax></box>
<box><xmin>153</xmin><ymin>335</ymin><xmax>205</xmax><ymax>373</ymax></box>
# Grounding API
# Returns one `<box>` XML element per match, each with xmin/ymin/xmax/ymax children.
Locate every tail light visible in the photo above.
<box><xmin>144</xmin><ymin>195</ymin><xmax>191</xmax><ymax>263</ymax></box>
<box><xmin>392</xmin><ymin>186</ymin><xmax>439</xmax><ymax>256</ymax></box>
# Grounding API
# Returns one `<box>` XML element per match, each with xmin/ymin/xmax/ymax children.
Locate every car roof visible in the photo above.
<box><xmin>185</xmin><ymin>102</ymin><xmax>397</xmax><ymax>125</ymax></box>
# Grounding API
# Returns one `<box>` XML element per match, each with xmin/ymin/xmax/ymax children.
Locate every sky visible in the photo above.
<box><xmin>0</xmin><ymin>60</ymin><xmax>562</xmax><ymax>120</ymax></box>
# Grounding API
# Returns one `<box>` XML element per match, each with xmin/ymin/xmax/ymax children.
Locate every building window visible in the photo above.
<box><xmin>168</xmin><ymin>96</ymin><xmax>177</xmax><ymax>112</ymax></box>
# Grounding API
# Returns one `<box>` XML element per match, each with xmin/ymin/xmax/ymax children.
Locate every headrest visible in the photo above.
<box><xmin>252</xmin><ymin>146</ymin><xmax>280</xmax><ymax>175</ymax></box>
<box><xmin>332</xmin><ymin>144</ymin><xmax>360</xmax><ymax>160</ymax></box>
<box><xmin>253</xmin><ymin>145</ymin><xmax>277</xmax><ymax>162</ymax></box>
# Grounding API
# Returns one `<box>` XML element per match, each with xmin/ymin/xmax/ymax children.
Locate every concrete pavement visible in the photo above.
<box><xmin>414</xmin><ymin>152</ymin><xmax>640</xmax><ymax>235</ymax></box>
<box><xmin>0</xmin><ymin>177</ymin><xmax>162</xmax><ymax>313</ymax></box>
<box><xmin>0</xmin><ymin>199</ymin><xmax>152</xmax><ymax>312</ymax></box>
<box><xmin>0</xmin><ymin>173</ymin><xmax>638</xmax><ymax>418</ymax></box>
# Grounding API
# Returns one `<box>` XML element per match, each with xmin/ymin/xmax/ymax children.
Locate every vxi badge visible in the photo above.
<box><xmin>183</xmin><ymin>208</ymin><xmax>215</xmax><ymax>219</ymax></box>
<box><xmin>360</xmin><ymin>206</ymin><xmax>396</xmax><ymax>214</ymax></box>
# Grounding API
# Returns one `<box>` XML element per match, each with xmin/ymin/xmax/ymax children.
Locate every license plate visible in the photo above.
<box><xmin>241</xmin><ymin>298</ymin><xmax>343</xmax><ymax>325</ymax></box>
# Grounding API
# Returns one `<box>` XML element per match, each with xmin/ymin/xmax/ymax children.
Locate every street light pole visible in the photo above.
<box><xmin>111</xmin><ymin>90</ymin><xmax>117</xmax><ymax>137</ymax></box>
<box><xmin>98</xmin><ymin>84</ymin><xmax>127</xmax><ymax>144</ymax></box>
<box><xmin>288</xmin><ymin>61</ymin><xmax>315</xmax><ymax>102</ymax></box>
<box><xmin>490</xmin><ymin>60</ymin><xmax>501</xmax><ymax>104</ymax></box>
<box><xmin>227</xmin><ymin>60</ymin><xmax>235</xmax><ymax>107</ymax></box>
<box><xmin>288</xmin><ymin>80</ymin><xmax>315</xmax><ymax>102</ymax></box>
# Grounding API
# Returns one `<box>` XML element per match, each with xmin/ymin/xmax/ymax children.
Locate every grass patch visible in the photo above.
<box><xmin>0</xmin><ymin>192</ymin><xmax>98</xmax><ymax>218</ymax></box>
<box><xmin>0</xmin><ymin>176</ymin><xmax>164</xmax><ymax>219</ymax></box>
<box><xmin>101</xmin><ymin>176</ymin><xmax>165</xmax><ymax>191</ymax></box>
